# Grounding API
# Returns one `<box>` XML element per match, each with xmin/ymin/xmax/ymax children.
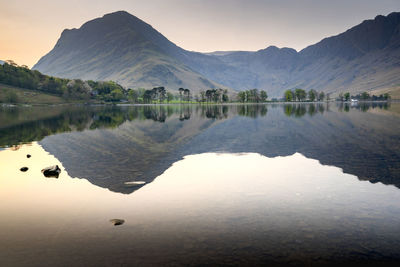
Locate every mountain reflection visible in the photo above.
<box><xmin>1</xmin><ymin>103</ymin><xmax>399</xmax><ymax>194</ymax></box>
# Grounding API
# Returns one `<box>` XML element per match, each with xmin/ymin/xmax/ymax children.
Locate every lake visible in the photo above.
<box><xmin>1</xmin><ymin>103</ymin><xmax>400</xmax><ymax>266</ymax></box>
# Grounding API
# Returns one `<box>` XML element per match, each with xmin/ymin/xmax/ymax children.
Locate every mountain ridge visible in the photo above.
<box><xmin>34</xmin><ymin>11</ymin><xmax>226</xmax><ymax>92</ymax></box>
<box><xmin>33</xmin><ymin>11</ymin><xmax>400</xmax><ymax>97</ymax></box>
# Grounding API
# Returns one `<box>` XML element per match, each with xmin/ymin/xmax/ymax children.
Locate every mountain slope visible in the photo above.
<box><xmin>34</xmin><ymin>11</ymin><xmax>400</xmax><ymax>97</ymax></box>
<box><xmin>33</xmin><ymin>11</ymin><xmax>224</xmax><ymax>92</ymax></box>
<box><xmin>192</xmin><ymin>12</ymin><xmax>400</xmax><ymax>96</ymax></box>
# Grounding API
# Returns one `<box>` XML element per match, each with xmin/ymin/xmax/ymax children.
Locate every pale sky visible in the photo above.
<box><xmin>1</xmin><ymin>0</ymin><xmax>399</xmax><ymax>67</ymax></box>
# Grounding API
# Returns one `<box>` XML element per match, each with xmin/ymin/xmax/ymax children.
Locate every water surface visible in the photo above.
<box><xmin>0</xmin><ymin>103</ymin><xmax>400</xmax><ymax>266</ymax></box>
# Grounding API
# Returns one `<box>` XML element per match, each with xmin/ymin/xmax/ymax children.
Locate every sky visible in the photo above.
<box><xmin>1</xmin><ymin>0</ymin><xmax>399</xmax><ymax>67</ymax></box>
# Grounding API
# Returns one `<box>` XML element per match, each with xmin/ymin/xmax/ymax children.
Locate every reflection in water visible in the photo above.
<box><xmin>1</xmin><ymin>103</ymin><xmax>400</xmax><ymax>265</ymax></box>
<box><xmin>1</xmin><ymin>146</ymin><xmax>400</xmax><ymax>265</ymax></box>
<box><xmin>2</xmin><ymin>102</ymin><xmax>390</xmax><ymax>147</ymax></box>
<box><xmin>0</xmin><ymin>103</ymin><xmax>399</xmax><ymax>195</ymax></box>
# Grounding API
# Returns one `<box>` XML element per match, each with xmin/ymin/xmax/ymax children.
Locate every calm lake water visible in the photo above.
<box><xmin>1</xmin><ymin>103</ymin><xmax>400</xmax><ymax>266</ymax></box>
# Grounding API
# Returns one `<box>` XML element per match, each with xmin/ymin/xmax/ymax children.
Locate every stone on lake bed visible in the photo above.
<box><xmin>124</xmin><ymin>181</ymin><xmax>146</xmax><ymax>187</ymax></box>
<box><xmin>26</xmin><ymin>154</ymin><xmax>31</xmax><ymax>158</ymax></box>
<box><xmin>20</xmin><ymin>167</ymin><xmax>28</xmax><ymax>172</ymax></box>
<box><xmin>41</xmin><ymin>165</ymin><xmax>61</xmax><ymax>178</ymax></box>
<box><xmin>110</xmin><ymin>219</ymin><xmax>125</xmax><ymax>226</ymax></box>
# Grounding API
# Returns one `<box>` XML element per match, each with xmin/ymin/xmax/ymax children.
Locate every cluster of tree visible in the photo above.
<box><xmin>237</xmin><ymin>89</ymin><xmax>268</xmax><ymax>103</ymax></box>
<box><xmin>0</xmin><ymin>63</ymin><xmax>230</xmax><ymax>104</ymax></box>
<box><xmin>338</xmin><ymin>91</ymin><xmax>391</xmax><ymax>101</ymax></box>
<box><xmin>284</xmin><ymin>88</ymin><xmax>326</xmax><ymax>102</ymax></box>
<box><xmin>179</xmin><ymin>88</ymin><xmax>191</xmax><ymax>102</ymax></box>
<box><xmin>0</xmin><ymin>62</ymin><xmax>179</xmax><ymax>103</ymax></box>
<box><xmin>128</xmin><ymin>88</ymin><xmax>229</xmax><ymax>104</ymax></box>
<box><xmin>0</xmin><ymin>61</ymin><xmax>128</xmax><ymax>101</ymax></box>
<box><xmin>0</xmin><ymin>60</ymin><xmax>71</xmax><ymax>96</ymax></box>
<box><xmin>142</xmin><ymin>87</ymin><xmax>166</xmax><ymax>103</ymax></box>
<box><xmin>198</xmin><ymin>89</ymin><xmax>229</xmax><ymax>103</ymax></box>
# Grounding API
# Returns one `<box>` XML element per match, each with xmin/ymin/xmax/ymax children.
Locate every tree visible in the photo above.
<box><xmin>248</xmin><ymin>89</ymin><xmax>260</xmax><ymax>102</ymax></box>
<box><xmin>308</xmin><ymin>89</ymin><xmax>317</xmax><ymax>102</ymax></box>
<box><xmin>318</xmin><ymin>91</ymin><xmax>325</xmax><ymax>101</ymax></box>
<box><xmin>294</xmin><ymin>88</ymin><xmax>306</xmax><ymax>101</ymax></box>
<box><xmin>284</xmin><ymin>90</ymin><xmax>293</xmax><ymax>102</ymax></box>
<box><xmin>128</xmin><ymin>89</ymin><xmax>139</xmax><ymax>103</ymax></box>
<box><xmin>344</xmin><ymin>92</ymin><xmax>350</xmax><ymax>101</ymax></box>
<box><xmin>326</xmin><ymin>93</ymin><xmax>331</xmax><ymax>102</ymax></box>
<box><xmin>200</xmin><ymin>91</ymin><xmax>206</xmax><ymax>102</ymax></box>
<box><xmin>5</xmin><ymin>60</ymin><xmax>17</xmax><ymax>66</ymax></box>
<box><xmin>167</xmin><ymin>92</ymin><xmax>174</xmax><ymax>103</ymax></box>
<box><xmin>178</xmin><ymin>88</ymin><xmax>184</xmax><ymax>102</ymax></box>
<box><xmin>143</xmin><ymin>90</ymin><xmax>153</xmax><ymax>103</ymax></box>
<box><xmin>361</xmin><ymin>91</ymin><xmax>370</xmax><ymax>100</ymax></box>
<box><xmin>157</xmin><ymin>87</ymin><xmax>166</xmax><ymax>103</ymax></box>
<box><xmin>184</xmin><ymin>88</ymin><xmax>191</xmax><ymax>102</ymax></box>
<box><xmin>260</xmin><ymin>90</ymin><xmax>268</xmax><ymax>102</ymax></box>
<box><xmin>222</xmin><ymin>89</ymin><xmax>229</xmax><ymax>102</ymax></box>
<box><xmin>110</xmin><ymin>88</ymin><xmax>124</xmax><ymax>101</ymax></box>
<box><xmin>212</xmin><ymin>89</ymin><xmax>220</xmax><ymax>102</ymax></box>
<box><xmin>338</xmin><ymin>93</ymin><xmax>344</xmax><ymax>102</ymax></box>
<box><xmin>384</xmin><ymin>93</ymin><xmax>391</xmax><ymax>100</ymax></box>
<box><xmin>205</xmin><ymin>89</ymin><xmax>212</xmax><ymax>102</ymax></box>
<box><xmin>237</xmin><ymin>91</ymin><xmax>247</xmax><ymax>103</ymax></box>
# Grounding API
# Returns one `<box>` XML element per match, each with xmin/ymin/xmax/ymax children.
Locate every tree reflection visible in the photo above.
<box><xmin>283</xmin><ymin>104</ymin><xmax>325</xmax><ymax>117</ymax></box>
<box><xmin>237</xmin><ymin>105</ymin><xmax>268</xmax><ymax>118</ymax></box>
<box><xmin>0</xmin><ymin>102</ymin><xmax>393</xmax><ymax>147</ymax></box>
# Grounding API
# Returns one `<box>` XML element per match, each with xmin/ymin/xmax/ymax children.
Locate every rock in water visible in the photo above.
<box><xmin>110</xmin><ymin>219</ymin><xmax>125</xmax><ymax>226</ymax></box>
<box><xmin>41</xmin><ymin>165</ymin><xmax>61</xmax><ymax>178</ymax></box>
<box><xmin>26</xmin><ymin>154</ymin><xmax>31</xmax><ymax>158</ymax></box>
<box><xmin>20</xmin><ymin>167</ymin><xmax>28</xmax><ymax>172</ymax></box>
<box><xmin>124</xmin><ymin>181</ymin><xmax>146</xmax><ymax>187</ymax></box>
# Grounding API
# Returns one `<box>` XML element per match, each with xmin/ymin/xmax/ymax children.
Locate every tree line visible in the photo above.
<box><xmin>0</xmin><ymin>61</ymin><xmax>232</xmax><ymax>103</ymax></box>
<box><xmin>282</xmin><ymin>88</ymin><xmax>391</xmax><ymax>102</ymax></box>
<box><xmin>1</xmin><ymin>61</ymin><xmax>392</xmax><ymax>104</ymax></box>
<box><xmin>337</xmin><ymin>91</ymin><xmax>391</xmax><ymax>101</ymax></box>
<box><xmin>283</xmin><ymin>88</ymin><xmax>327</xmax><ymax>102</ymax></box>
<box><xmin>0</xmin><ymin>61</ymin><xmax>126</xmax><ymax>101</ymax></box>
<box><xmin>237</xmin><ymin>89</ymin><xmax>268</xmax><ymax>103</ymax></box>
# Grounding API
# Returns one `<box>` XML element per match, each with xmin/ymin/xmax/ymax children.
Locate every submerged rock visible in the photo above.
<box><xmin>20</xmin><ymin>167</ymin><xmax>28</xmax><ymax>172</ymax></box>
<box><xmin>26</xmin><ymin>154</ymin><xmax>31</xmax><ymax>158</ymax></box>
<box><xmin>124</xmin><ymin>181</ymin><xmax>146</xmax><ymax>187</ymax></box>
<box><xmin>41</xmin><ymin>165</ymin><xmax>61</xmax><ymax>178</ymax></box>
<box><xmin>110</xmin><ymin>219</ymin><xmax>125</xmax><ymax>226</ymax></box>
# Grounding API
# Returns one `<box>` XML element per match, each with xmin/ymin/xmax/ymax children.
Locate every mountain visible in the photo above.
<box><xmin>34</xmin><ymin>11</ymin><xmax>400</xmax><ymax>97</ymax></box>
<box><xmin>193</xmin><ymin>12</ymin><xmax>400</xmax><ymax>97</ymax></box>
<box><xmin>33</xmin><ymin>11</ymin><xmax>224</xmax><ymax>92</ymax></box>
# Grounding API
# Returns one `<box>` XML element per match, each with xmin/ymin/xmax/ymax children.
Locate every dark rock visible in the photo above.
<box><xmin>26</xmin><ymin>154</ymin><xmax>31</xmax><ymax>158</ymax></box>
<box><xmin>41</xmin><ymin>165</ymin><xmax>61</xmax><ymax>178</ymax></box>
<box><xmin>20</xmin><ymin>167</ymin><xmax>28</xmax><ymax>172</ymax></box>
<box><xmin>110</xmin><ymin>219</ymin><xmax>125</xmax><ymax>226</ymax></box>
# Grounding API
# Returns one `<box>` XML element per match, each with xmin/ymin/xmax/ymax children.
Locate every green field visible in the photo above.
<box><xmin>0</xmin><ymin>84</ymin><xmax>66</xmax><ymax>104</ymax></box>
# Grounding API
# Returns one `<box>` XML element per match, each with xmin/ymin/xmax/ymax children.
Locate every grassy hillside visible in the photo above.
<box><xmin>0</xmin><ymin>84</ymin><xmax>65</xmax><ymax>104</ymax></box>
<box><xmin>371</xmin><ymin>85</ymin><xmax>400</xmax><ymax>100</ymax></box>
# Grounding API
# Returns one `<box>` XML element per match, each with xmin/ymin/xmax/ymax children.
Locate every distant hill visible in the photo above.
<box><xmin>33</xmin><ymin>11</ymin><xmax>225</xmax><ymax>92</ymax></box>
<box><xmin>34</xmin><ymin>11</ymin><xmax>400</xmax><ymax>97</ymax></box>
<box><xmin>191</xmin><ymin>12</ymin><xmax>400</xmax><ymax>97</ymax></box>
